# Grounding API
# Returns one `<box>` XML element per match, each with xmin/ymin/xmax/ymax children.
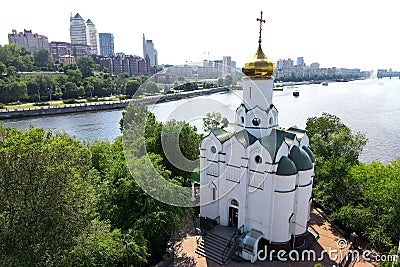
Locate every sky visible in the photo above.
<box><xmin>1</xmin><ymin>0</ymin><xmax>399</xmax><ymax>71</ymax></box>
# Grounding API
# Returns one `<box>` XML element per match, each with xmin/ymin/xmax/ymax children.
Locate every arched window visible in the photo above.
<box><xmin>231</xmin><ymin>199</ymin><xmax>239</xmax><ymax>206</ymax></box>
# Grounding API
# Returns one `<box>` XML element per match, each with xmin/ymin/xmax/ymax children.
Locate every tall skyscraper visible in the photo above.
<box><xmin>86</xmin><ymin>19</ymin><xmax>99</xmax><ymax>55</ymax></box>
<box><xmin>142</xmin><ymin>34</ymin><xmax>158</xmax><ymax>66</ymax></box>
<box><xmin>296</xmin><ymin>57</ymin><xmax>305</xmax><ymax>67</ymax></box>
<box><xmin>222</xmin><ymin>56</ymin><xmax>232</xmax><ymax>77</ymax></box>
<box><xmin>70</xmin><ymin>13</ymin><xmax>87</xmax><ymax>45</ymax></box>
<box><xmin>99</xmin><ymin>33</ymin><xmax>114</xmax><ymax>56</ymax></box>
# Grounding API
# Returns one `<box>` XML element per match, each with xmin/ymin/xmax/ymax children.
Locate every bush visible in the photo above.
<box><xmin>86</xmin><ymin>97</ymin><xmax>98</xmax><ymax>102</ymax></box>
<box><xmin>63</xmin><ymin>99</ymin><xmax>77</xmax><ymax>104</ymax></box>
<box><xmin>119</xmin><ymin>95</ymin><xmax>126</xmax><ymax>100</ymax></box>
<box><xmin>33</xmin><ymin>102</ymin><xmax>50</xmax><ymax>106</ymax></box>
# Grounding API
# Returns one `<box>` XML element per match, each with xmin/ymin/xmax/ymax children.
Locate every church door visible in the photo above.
<box><xmin>229</xmin><ymin>207</ymin><xmax>238</xmax><ymax>227</ymax></box>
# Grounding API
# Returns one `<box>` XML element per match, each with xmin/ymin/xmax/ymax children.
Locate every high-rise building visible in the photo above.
<box><xmin>8</xmin><ymin>29</ymin><xmax>49</xmax><ymax>52</ymax></box>
<box><xmin>70</xmin><ymin>13</ymin><xmax>87</xmax><ymax>45</ymax></box>
<box><xmin>86</xmin><ymin>19</ymin><xmax>99</xmax><ymax>55</ymax></box>
<box><xmin>296</xmin><ymin>57</ymin><xmax>305</xmax><ymax>67</ymax></box>
<box><xmin>143</xmin><ymin>34</ymin><xmax>158</xmax><ymax>66</ymax></box>
<box><xmin>99</xmin><ymin>33</ymin><xmax>114</xmax><ymax>56</ymax></box>
<box><xmin>222</xmin><ymin>56</ymin><xmax>232</xmax><ymax>77</ymax></box>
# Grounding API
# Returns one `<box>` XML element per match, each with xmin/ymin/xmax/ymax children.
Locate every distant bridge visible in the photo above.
<box><xmin>377</xmin><ymin>70</ymin><xmax>400</xmax><ymax>79</ymax></box>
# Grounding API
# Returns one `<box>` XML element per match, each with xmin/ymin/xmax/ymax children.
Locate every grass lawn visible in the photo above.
<box><xmin>2</xmin><ymin>98</ymin><xmax>122</xmax><ymax>110</ymax></box>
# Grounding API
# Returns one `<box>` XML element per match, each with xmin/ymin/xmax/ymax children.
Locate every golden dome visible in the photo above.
<box><xmin>242</xmin><ymin>43</ymin><xmax>275</xmax><ymax>79</ymax></box>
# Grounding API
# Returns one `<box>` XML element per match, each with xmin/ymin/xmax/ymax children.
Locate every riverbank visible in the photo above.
<box><xmin>0</xmin><ymin>87</ymin><xmax>229</xmax><ymax>120</ymax></box>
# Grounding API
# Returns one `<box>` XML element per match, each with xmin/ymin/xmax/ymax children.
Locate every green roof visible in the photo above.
<box><xmin>209</xmin><ymin>128</ymin><xmax>232</xmax><ymax>143</ymax></box>
<box><xmin>190</xmin><ymin>167</ymin><xmax>200</xmax><ymax>184</ymax></box>
<box><xmin>277</xmin><ymin>156</ymin><xmax>298</xmax><ymax>176</ymax></box>
<box><xmin>233</xmin><ymin>129</ymin><xmax>257</xmax><ymax>148</ymax></box>
<box><xmin>287</xmin><ymin>126</ymin><xmax>306</xmax><ymax>140</ymax></box>
<box><xmin>302</xmin><ymin>146</ymin><xmax>315</xmax><ymax>163</ymax></box>
<box><xmin>259</xmin><ymin>129</ymin><xmax>285</xmax><ymax>162</ymax></box>
<box><xmin>289</xmin><ymin>146</ymin><xmax>313</xmax><ymax>171</ymax></box>
<box><xmin>283</xmin><ymin>131</ymin><xmax>297</xmax><ymax>146</ymax></box>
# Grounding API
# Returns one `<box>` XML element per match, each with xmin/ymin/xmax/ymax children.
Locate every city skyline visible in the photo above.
<box><xmin>0</xmin><ymin>0</ymin><xmax>399</xmax><ymax>70</ymax></box>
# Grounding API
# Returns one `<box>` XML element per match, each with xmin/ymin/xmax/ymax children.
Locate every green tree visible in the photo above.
<box><xmin>64</xmin><ymin>81</ymin><xmax>79</xmax><ymax>99</ymax></box>
<box><xmin>66</xmin><ymin>68</ymin><xmax>83</xmax><ymax>85</ymax></box>
<box><xmin>333</xmin><ymin>160</ymin><xmax>400</xmax><ymax>252</ymax></box>
<box><xmin>306</xmin><ymin>113</ymin><xmax>367</xmax><ymax>164</ymax></box>
<box><xmin>0</xmin><ymin>127</ymin><xmax>95</xmax><ymax>265</ymax></box>
<box><xmin>144</xmin><ymin>81</ymin><xmax>159</xmax><ymax>94</ymax></box>
<box><xmin>217</xmin><ymin>77</ymin><xmax>224</xmax><ymax>86</ymax></box>
<box><xmin>90</xmin><ymin>137</ymin><xmax>188</xmax><ymax>265</ymax></box>
<box><xmin>224</xmin><ymin>74</ymin><xmax>233</xmax><ymax>88</ymax></box>
<box><xmin>68</xmin><ymin>219</ymin><xmax>148</xmax><ymax>267</ymax></box>
<box><xmin>76</xmin><ymin>56</ymin><xmax>95</xmax><ymax>78</ymax></box>
<box><xmin>33</xmin><ymin>49</ymin><xmax>52</xmax><ymax>69</ymax></box>
<box><xmin>203</xmin><ymin>111</ymin><xmax>222</xmax><ymax>130</ymax></box>
<box><xmin>126</xmin><ymin>79</ymin><xmax>141</xmax><ymax>96</ymax></box>
<box><xmin>306</xmin><ymin>113</ymin><xmax>367</xmax><ymax>212</ymax></box>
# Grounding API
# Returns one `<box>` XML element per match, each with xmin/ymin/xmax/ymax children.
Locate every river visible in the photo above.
<box><xmin>1</xmin><ymin>77</ymin><xmax>399</xmax><ymax>164</ymax></box>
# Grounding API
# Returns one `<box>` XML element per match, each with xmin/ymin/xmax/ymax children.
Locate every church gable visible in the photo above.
<box><xmin>221</xmin><ymin>134</ymin><xmax>247</xmax><ymax>167</ymax></box>
<box><xmin>287</xmin><ymin>126</ymin><xmax>310</xmax><ymax>147</ymax></box>
<box><xmin>200</xmin><ymin>132</ymin><xmax>223</xmax><ymax>162</ymax></box>
<box><xmin>245</xmin><ymin>106</ymin><xmax>272</xmax><ymax>129</ymax></box>
<box><xmin>247</xmin><ymin>140</ymin><xmax>273</xmax><ymax>172</ymax></box>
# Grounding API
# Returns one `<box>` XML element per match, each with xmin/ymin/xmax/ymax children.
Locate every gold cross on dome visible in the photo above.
<box><xmin>257</xmin><ymin>11</ymin><xmax>266</xmax><ymax>44</ymax></box>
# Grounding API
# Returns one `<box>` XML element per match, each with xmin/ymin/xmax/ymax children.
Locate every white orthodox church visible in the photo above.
<box><xmin>199</xmin><ymin>12</ymin><xmax>315</xmax><ymax>263</ymax></box>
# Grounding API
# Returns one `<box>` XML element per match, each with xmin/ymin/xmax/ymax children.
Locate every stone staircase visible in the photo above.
<box><xmin>195</xmin><ymin>226</ymin><xmax>237</xmax><ymax>265</ymax></box>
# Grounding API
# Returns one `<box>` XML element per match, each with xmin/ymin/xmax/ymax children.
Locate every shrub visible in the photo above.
<box><xmin>86</xmin><ymin>97</ymin><xmax>98</xmax><ymax>102</ymax></box>
<box><xmin>63</xmin><ymin>99</ymin><xmax>77</xmax><ymax>104</ymax></box>
<box><xmin>33</xmin><ymin>102</ymin><xmax>50</xmax><ymax>106</ymax></box>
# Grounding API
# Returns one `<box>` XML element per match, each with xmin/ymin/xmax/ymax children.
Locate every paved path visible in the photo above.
<box><xmin>173</xmin><ymin>208</ymin><xmax>378</xmax><ymax>267</ymax></box>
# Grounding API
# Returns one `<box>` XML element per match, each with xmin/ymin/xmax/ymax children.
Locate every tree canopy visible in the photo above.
<box><xmin>306</xmin><ymin>113</ymin><xmax>399</xmax><ymax>253</ymax></box>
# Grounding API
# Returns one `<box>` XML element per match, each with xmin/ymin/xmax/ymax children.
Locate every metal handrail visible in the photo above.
<box><xmin>221</xmin><ymin>224</ymin><xmax>243</xmax><ymax>264</ymax></box>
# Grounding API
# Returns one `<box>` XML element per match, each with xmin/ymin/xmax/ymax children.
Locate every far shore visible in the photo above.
<box><xmin>0</xmin><ymin>87</ymin><xmax>229</xmax><ymax>120</ymax></box>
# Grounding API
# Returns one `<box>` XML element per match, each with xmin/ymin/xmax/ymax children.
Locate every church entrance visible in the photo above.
<box><xmin>229</xmin><ymin>206</ymin><xmax>238</xmax><ymax>227</ymax></box>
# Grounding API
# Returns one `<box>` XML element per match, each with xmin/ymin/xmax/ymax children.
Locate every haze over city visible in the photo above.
<box><xmin>1</xmin><ymin>0</ymin><xmax>399</xmax><ymax>70</ymax></box>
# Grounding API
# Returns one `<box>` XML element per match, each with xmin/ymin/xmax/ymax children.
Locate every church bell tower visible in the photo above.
<box><xmin>236</xmin><ymin>11</ymin><xmax>278</xmax><ymax>138</ymax></box>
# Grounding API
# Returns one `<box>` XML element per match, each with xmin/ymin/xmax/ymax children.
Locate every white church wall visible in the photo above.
<box><xmin>299</xmin><ymin>134</ymin><xmax>310</xmax><ymax>147</ymax></box>
<box><xmin>274</xmin><ymin>142</ymin><xmax>290</xmax><ymax>164</ymax></box>
<box><xmin>200</xmin><ymin>134</ymin><xmax>223</xmax><ymax>220</ymax></box>
<box><xmin>248</xmin><ymin>141</ymin><xmax>273</xmax><ymax>168</ymax></box>
<box><xmin>218</xmin><ymin>177</ymin><xmax>247</xmax><ymax>227</ymax></box>
<box><xmin>200</xmin><ymin>133</ymin><xmax>222</xmax><ymax>162</ymax></box>
<box><xmin>235</xmin><ymin>105</ymin><xmax>246</xmax><ymax>130</ymax></box>
<box><xmin>222</xmin><ymin>136</ymin><xmax>246</xmax><ymax>167</ymax></box>
<box><xmin>274</xmin><ymin>175</ymin><xmax>296</xmax><ymax>192</ymax></box>
<box><xmin>270</xmin><ymin>190</ymin><xmax>295</xmax><ymax>243</ymax></box>
<box><xmin>246</xmin><ymin>172</ymin><xmax>273</xmax><ymax>236</ymax></box>
<box><xmin>242</xmin><ymin>77</ymin><xmax>273</xmax><ymax>111</ymax></box>
<box><xmin>293</xmin><ymin>169</ymin><xmax>313</xmax><ymax>236</ymax></box>
<box><xmin>270</xmin><ymin>107</ymin><xmax>279</xmax><ymax>127</ymax></box>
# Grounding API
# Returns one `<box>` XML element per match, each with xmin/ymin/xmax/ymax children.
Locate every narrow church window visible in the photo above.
<box><xmin>212</xmin><ymin>188</ymin><xmax>216</xmax><ymax>200</ymax></box>
<box><xmin>249</xmin><ymin>86</ymin><xmax>252</xmax><ymax>99</ymax></box>
<box><xmin>252</xmin><ymin>118</ymin><xmax>261</xmax><ymax>126</ymax></box>
<box><xmin>241</xmin><ymin>116</ymin><xmax>245</xmax><ymax>124</ymax></box>
<box><xmin>269</xmin><ymin>117</ymin><xmax>273</xmax><ymax>125</ymax></box>
<box><xmin>210</xmin><ymin>146</ymin><xmax>216</xmax><ymax>154</ymax></box>
<box><xmin>255</xmin><ymin>155</ymin><xmax>263</xmax><ymax>164</ymax></box>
